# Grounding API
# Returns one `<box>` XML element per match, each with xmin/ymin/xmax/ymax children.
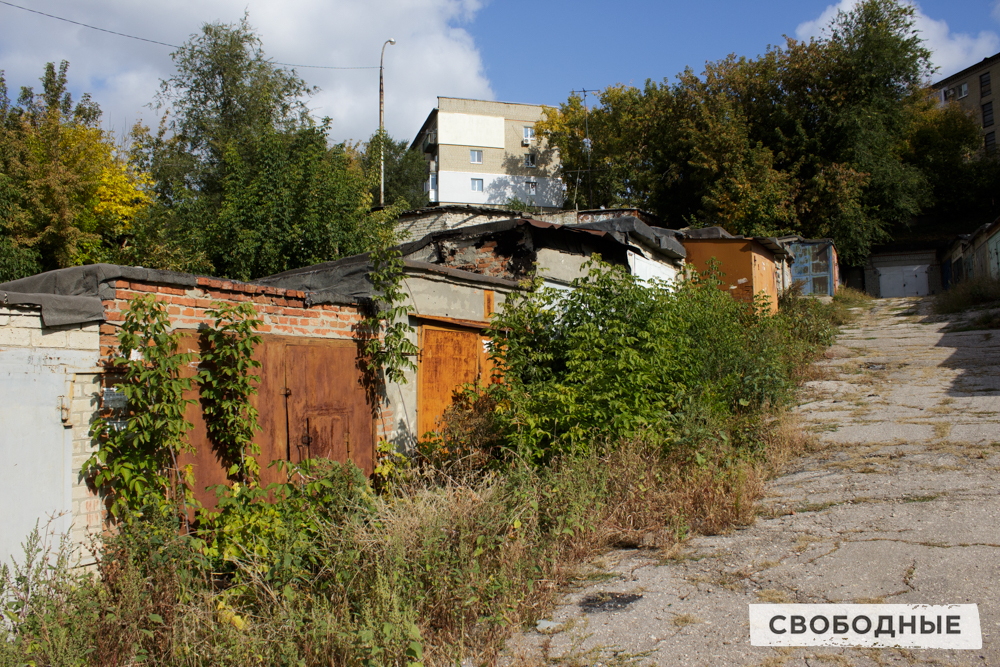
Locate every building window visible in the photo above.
<box><xmin>986</xmin><ymin>131</ymin><xmax>996</xmax><ymax>154</ymax></box>
<box><xmin>524</xmin><ymin>153</ymin><xmax>536</xmax><ymax>168</ymax></box>
<box><xmin>471</xmin><ymin>178</ymin><xmax>483</xmax><ymax>192</ymax></box>
<box><xmin>470</xmin><ymin>149</ymin><xmax>483</xmax><ymax>164</ymax></box>
<box><xmin>527</xmin><ymin>181</ymin><xmax>537</xmax><ymax>196</ymax></box>
<box><xmin>523</xmin><ymin>126</ymin><xmax>535</xmax><ymax>143</ymax></box>
<box><xmin>984</xmin><ymin>101</ymin><xmax>994</xmax><ymax>128</ymax></box>
<box><xmin>958</xmin><ymin>82</ymin><xmax>969</xmax><ymax>99</ymax></box>
<box><xmin>981</xmin><ymin>72</ymin><xmax>992</xmax><ymax>98</ymax></box>
<box><xmin>429</xmin><ymin>174</ymin><xmax>437</xmax><ymax>191</ymax></box>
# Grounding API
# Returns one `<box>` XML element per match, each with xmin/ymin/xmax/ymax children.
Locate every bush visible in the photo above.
<box><xmin>480</xmin><ymin>259</ymin><xmax>834</xmax><ymax>464</ymax></box>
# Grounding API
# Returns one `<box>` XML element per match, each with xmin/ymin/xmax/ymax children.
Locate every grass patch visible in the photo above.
<box><xmin>934</xmin><ymin>275</ymin><xmax>1000</xmax><ymax>314</ymax></box>
<box><xmin>949</xmin><ymin>310</ymin><xmax>1000</xmax><ymax>331</ymax></box>
<box><xmin>671</xmin><ymin>613</ymin><xmax>702</xmax><ymax>627</ymax></box>
<box><xmin>756</xmin><ymin>589</ymin><xmax>792</xmax><ymax>603</ymax></box>
<box><xmin>904</xmin><ymin>494</ymin><xmax>941</xmax><ymax>503</ymax></box>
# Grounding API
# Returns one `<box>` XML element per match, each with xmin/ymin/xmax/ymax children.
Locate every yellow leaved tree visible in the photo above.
<box><xmin>0</xmin><ymin>61</ymin><xmax>152</xmax><ymax>278</ymax></box>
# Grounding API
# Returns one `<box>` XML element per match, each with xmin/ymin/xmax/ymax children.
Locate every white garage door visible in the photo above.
<box><xmin>879</xmin><ymin>265</ymin><xmax>929</xmax><ymax>297</ymax></box>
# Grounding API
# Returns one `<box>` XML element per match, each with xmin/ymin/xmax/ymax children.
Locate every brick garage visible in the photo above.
<box><xmin>1</xmin><ymin>264</ymin><xmax>384</xmax><ymax>555</ymax></box>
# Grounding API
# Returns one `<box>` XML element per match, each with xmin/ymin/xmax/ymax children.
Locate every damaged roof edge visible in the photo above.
<box><xmin>570</xmin><ymin>216</ymin><xmax>686</xmax><ymax>259</ymax></box>
<box><xmin>0</xmin><ymin>263</ymin><xmax>204</xmax><ymax>326</ymax></box>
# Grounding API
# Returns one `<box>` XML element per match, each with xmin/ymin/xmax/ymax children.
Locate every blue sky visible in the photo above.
<box><xmin>467</xmin><ymin>0</ymin><xmax>1000</xmax><ymax>108</ymax></box>
<box><xmin>1</xmin><ymin>0</ymin><xmax>997</xmax><ymax>142</ymax></box>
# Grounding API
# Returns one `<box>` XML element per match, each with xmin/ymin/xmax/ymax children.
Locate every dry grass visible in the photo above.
<box><xmin>757</xmin><ymin>589</ymin><xmax>792</xmax><ymax>603</ymax></box>
<box><xmin>671</xmin><ymin>613</ymin><xmax>702</xmax><ymax>627</ymax></box>
<box><xmin>934</xmin><ymin>275</ymin><xmax>1000</xmax><ymax>314</ymax></box>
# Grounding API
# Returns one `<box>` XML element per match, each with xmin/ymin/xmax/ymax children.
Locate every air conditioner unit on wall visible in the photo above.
<box><xmin>522</xmin><ymin>137</ymin><xmax>531</xmax><ymax>146</ymax></box>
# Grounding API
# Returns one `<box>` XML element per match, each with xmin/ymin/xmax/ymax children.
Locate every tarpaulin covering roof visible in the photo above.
<box><xmin>0</xmin><ymin>264</ymin><xmax>199</xmax><ymax>326</ymax></box>
<box><xmin>679</xmin><ymin>226</ymin><xmax>792</xmax><ymax>259</ymax></box>
<box><xmin>569</xmin><ymin>216</ymin><xmax>686</xmax><ymax>259</ymax></box>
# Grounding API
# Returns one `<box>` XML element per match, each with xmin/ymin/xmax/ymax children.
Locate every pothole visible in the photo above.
<box><xmin>579</xmin><ymin>592</ymin><xmax>643</xmax><ymax>613</ymax></box>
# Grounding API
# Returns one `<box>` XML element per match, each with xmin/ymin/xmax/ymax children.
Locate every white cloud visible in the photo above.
<box><xmin>0</xmin><ymin>0</ymin><xmax>494</xmax><ymax>143</ymax></box>
<box><xmin>795</xmin><ymin>0</ymin><xmax>999</xmax><ymax>81</ymax></box>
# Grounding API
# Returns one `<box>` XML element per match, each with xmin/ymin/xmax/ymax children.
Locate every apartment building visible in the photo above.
<box><xmin>409</xmin><ymin>97</ymin><xmax>564</xmax><ymax>210</ymax></box>
<box><xmin>932</xmin><ymin>52</ymin><xmax>999</xmax><ymax>154</ymax></box>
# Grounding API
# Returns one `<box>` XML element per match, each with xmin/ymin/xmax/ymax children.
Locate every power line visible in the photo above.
<box><xmin>0</xmin><ymin>0</ymin><xmax>380</xmax><ymax>70</ymax></box>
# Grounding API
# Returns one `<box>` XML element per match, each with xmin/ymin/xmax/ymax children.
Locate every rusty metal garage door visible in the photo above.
<box><xmin>175</xmin><ymin>335</ymin><xmax>373</xmax><ymax>509</ymax></box>
<box><xmin>417</xmin><ymin>324</ymin><xmax>491</xmax><ymax>438</ymax></box>
<box><xmin>285</xmin><ymin>342</ymin><xmax>373</xmax><ymax>473</ymax></box>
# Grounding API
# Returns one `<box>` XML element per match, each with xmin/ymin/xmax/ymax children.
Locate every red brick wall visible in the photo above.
<box><xmin>96</xmin><ymin>276</ymin><xmax>394</xmax><ymax>445</ymax></box>
<box><xmin>99</xmin><ymin>277</ymin><xmax>362</xmax><ymax>359</ymax></box>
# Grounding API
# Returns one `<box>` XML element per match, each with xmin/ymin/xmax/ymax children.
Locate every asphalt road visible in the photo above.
<box><xmin>506</xmin><ymin>297</ymin><xmax>1000</xmax><ymax>666</ymax></box>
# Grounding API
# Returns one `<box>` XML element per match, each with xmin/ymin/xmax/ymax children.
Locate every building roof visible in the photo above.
<box><xmin>677</xmin><ymin>226</ymin><xmax>793</xmax><ymax>259</ymax></box>
<box><xmin>570</xmin><ymin>216</ymin><xmax>686</xmax><ymax>259</ymax></box>
<box><xmin>0</xmin><ymin>264</ymin><xmax>202</xmax><ymax>326</ymax></box>
<box><xmin>932</xmin><ymin>52</ymin><xmax>1000</xmax><ymax>89</ymax></box>
<box><xmin>257</xmin><ymin>217</ymin><xmax>684</xmax><ymax>306</ymax></box>
<box><xmin>399</xmin><ymin>204</ymin><xmax>523</xmax><ymax>218</ymax></box>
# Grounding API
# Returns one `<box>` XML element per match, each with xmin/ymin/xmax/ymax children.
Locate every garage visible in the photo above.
<box><xmin>878</xmin><ymin>265</ymin><xmax>930</xmax><ymax>297</ymax></box>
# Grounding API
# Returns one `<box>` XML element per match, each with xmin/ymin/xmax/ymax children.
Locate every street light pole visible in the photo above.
<box><xmin>379</xmin><ymin>38</ymin><xmax>396</xmax><ymax>208</ymax></box>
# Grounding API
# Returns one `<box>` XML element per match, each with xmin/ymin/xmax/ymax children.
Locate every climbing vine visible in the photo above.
<box><xmin>85</xmin><ymin>295</ymin><xmax>195</xmax><ymax>520</ymax></box>
<box><xmin>198</xmin><ymin>302</ymin><xmax>263</xmax><ymax>486</ymax></box>
<box><xmin>361</xmin><ymin>243</ymin><xmax>418</xmax><ymax>385</ymax></box>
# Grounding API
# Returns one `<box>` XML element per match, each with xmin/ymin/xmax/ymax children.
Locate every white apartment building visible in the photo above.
<box><xmin>410</xmin><ymin>97</ymin><xmax>565</xmax><ymax>210</ymax></box>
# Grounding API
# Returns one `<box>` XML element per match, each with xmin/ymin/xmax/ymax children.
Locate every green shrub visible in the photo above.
<box><xmin>482</xmin><ymin>259</ymin><xmax>833</xmax><ymax>464</ymax></box>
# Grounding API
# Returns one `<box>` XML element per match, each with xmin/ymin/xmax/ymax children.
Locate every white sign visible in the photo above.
<box><xmin>749</xmin><ymin>604</ymin><xmax>981</xmax><ymax>649</ymax></box>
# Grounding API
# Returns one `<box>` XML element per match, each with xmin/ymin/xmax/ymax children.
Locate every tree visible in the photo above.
<box><xmin>538</xmin><ymin>0</ymin><xmax>938</xmax><ymax>263</ymax></box>
<box><xmin>0</xmin><ymin>63</ymin><xmax>151</xmax><ymax>278</ymax></box>
<box><xmin>362</xmin><ymin>130</ymin><xmax>429</xmax><ymax>210</ymax></box>
<box><xmin>134</xmin><ymin>16</ymin><xmax>402</xmax><ymax>280</ymax></box>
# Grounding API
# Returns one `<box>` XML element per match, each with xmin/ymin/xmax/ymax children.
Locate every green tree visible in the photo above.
<box><xmin>539</xmin><ymin>0</ymin><xmax>937</xmax><ymax>263</ymax></box>
<box><xmin>362</xmin><ymin>129</ymin><xmax>430</xmax><ymax>209</ymax></box>
<box><xmin>133</xmin><ymin>16</ymin><xmax>401</xmax><ymax>280</ymax></box>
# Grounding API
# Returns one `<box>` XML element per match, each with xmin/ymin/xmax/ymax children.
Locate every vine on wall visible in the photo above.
<box><xmin>87</xmin><ymin>297</ymin><xmax>264</xmax><ymax>519</ymax></box>
<box><xmin>86</xmin><ymin>295</ymin><xmax>196</xmax><ymax>520</ymax></box>
<box><xmin>198</xmin><ymin>302</ymin><xmax>263</xmax><ymax>486</ymax></box>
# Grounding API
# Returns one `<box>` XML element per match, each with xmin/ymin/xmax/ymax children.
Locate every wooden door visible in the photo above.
<box><xmin>417</xmin><ymin>325</ymin><xmax>490</xmax><ymax>438</ymax></box>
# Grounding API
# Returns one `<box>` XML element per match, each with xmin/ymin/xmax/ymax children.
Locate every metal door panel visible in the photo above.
<box><xmin>417</xmin><ymin>325</ymin><xmax>483</xmax><ymax>437</ymax></box>
<box><xmin>285</xmin><ymin>342</ymin><xmax>373</xmax><ymax>475</ymax></box>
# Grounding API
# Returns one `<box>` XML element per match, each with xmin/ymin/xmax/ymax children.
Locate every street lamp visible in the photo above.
<box><xmin>379</xmin><ymin>38</ymin><xmax>396</xmax><ymax>208</ymax></box>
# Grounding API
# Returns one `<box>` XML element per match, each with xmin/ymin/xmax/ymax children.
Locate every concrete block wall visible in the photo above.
<box><xmin>397</xmin><ymin>209</ymin><xmax>519</xmax><ymax>241</ymax></box>
<box><xmin>0</xmin><ymin>305</ymin><xmax>101</xmax><ymax>564</ymax></box>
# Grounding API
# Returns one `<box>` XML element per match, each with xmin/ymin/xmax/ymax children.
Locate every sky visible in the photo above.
<box><xmin>0</xmin><ymin>0</ymin><xmax>998</xmax><ymax>145</ymax></box>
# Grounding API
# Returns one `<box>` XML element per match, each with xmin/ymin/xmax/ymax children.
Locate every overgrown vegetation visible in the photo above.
<box><xmin>0</xmin><ymin>18</ymin><xmax>417</xmax><ymax>283</ymax></box>
<box><xmin>934</xmin><ymin>275</ymin><xmax>1000</xmax><ymax>314</ymax></box>
<box><xmin>2</xmin><ymin>262</ymin><xmax>851</xmax><ymax>666</ymax></box>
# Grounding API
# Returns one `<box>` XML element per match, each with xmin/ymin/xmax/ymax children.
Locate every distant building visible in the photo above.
<box><xmin>932</xmin><ymin>52</ymin><xmax>999</xmax><ymax>154</ymax></box>
<box><xmin>409</xmin><ymin>97</ymin><xmax>564</xmax><ymax>210</ymax></box>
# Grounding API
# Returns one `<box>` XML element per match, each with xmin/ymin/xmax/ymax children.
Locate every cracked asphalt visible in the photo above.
<box><xmin>506</xmin><ymin>297</ymin><xmax>1000</xmax><ymax>666</ymax></box>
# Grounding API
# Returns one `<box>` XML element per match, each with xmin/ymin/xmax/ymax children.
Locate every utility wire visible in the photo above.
<box><xmin>0</xmin><ymin>0</ymin><xmax>380</xmax><ymax>69</ymax></box>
